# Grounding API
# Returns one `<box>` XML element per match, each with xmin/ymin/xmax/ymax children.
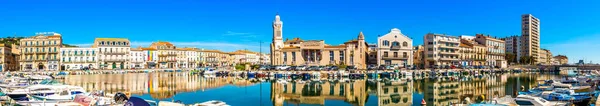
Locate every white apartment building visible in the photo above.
<box><xmin>424</xmin><ymin>33</ymin><xmax>460</xmax><ymax>68</ymax></box>
<box><xmin>521</xmin><ymin>14</ymin><xmax>541</xmax><ymax>64</ymax></box>
<box><xmin>377</xmin><ymin>28</ymin><xmax>413</xmax><ymax>67</ymax></box>
<box><xmin>93</xmin><ymin>38</ymin><xmax>131</xmax><ymax>70</ymax></box>
<box><xmin>475</xmin><ymin>34</ymin><xmax>507</xmax><ymax>68</ymax></box>
<box><xmin>130</xmin><ymin>48</ymin><xmax>146</xmax><ymax>69</ymax></box>
<box><xmin>60</xmin><ymin>47</ymin><xmax>98</xmax><ymax>70</ymax></box>
<box><xmin>502</xmin><ymin>35</ymin><xmax>521</xmax><ymax>62</ymax></box>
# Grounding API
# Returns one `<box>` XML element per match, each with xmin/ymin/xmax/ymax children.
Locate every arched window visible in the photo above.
<box><xmin>403</xmin><ymin>42</ymin><xmax>408</xmax><ymax>47</ymax></box>
<box><xmin>392</xmin><ymin>41</ymin><xmax>400</xmax><ymax>46</ymax></box>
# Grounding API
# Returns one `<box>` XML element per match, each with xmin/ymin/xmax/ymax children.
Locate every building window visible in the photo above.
<box><xmin>403</xmin><ymin>42</ymin><xmax>408</xmax><ymax>47</ymax></box>
<box><xmin>392</xmin><ymin>42</ymin><xmax>400</xmax><ymax>46</ymax></box>
<box><xmin>329</xmin><ymin>51</ymin><xmax>334</xmax><ymax>61</ymax></box>
<box><xmin>393</xmin><ymin>52</ymin><xmax>398</xmax><ymax>57</ymax></box>
<box><xmin>339</xmin><ymin>51</ymin><xmax>344</xmax><ymax>62</ymax></box>
<box><xmin>384</xmin><ymin>52</ymin><xmax>388</xmax><ymax>57</ymax></box>
<box><xmin>283</xmin><ymin>52</ymin><xmax>287</xmax><ymax>63</ymax></box>
<box><xmin>403</xmin><ymin>52</ymin><xmax>407</xmax><ymax>58</ymax></box>
<box><xmin>291</xmin><ymin>52</ymin><xmax>296</xmax><ymax>62</ymax></box>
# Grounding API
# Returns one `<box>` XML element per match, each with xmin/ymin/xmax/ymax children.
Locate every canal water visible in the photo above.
<box><xmin>59</xmin><ymin>72</ymin><xmax>559</xmax><ymax>106</ymax></box>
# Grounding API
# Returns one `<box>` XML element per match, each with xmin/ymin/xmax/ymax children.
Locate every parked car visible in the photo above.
<box><xmin>296</xmin><ymin>65</ymin><xmax>308</xmax><ymax>71</ymax></box>
<box><xmin>328</xmin><ymin>66</ymin><xmax>339</xmax><ymax>71</ymax></box>
<box><xmin>367</xmin><ymin>65</ymin><xmax>378</xmax><ymax>70</ymax></box>
<box><xmin>287</xmin><ymin>66</ymin><xmax>297</xmax><ymax>71</ymax></box>
<box><xmin>317</xmin><ymin>66</ymin><xmax>326</xmax><ymax>71</ymax></box>
<box><xmin>346</xmin><ymin>66</ymin><xmax>357</xmax><ymax>71</ymax></box>
<box><xmin>276</xmin><ymin>65</ymin><xmax>290</xmax><ymax>70</ymax></box>
<box><xmin>307</xmin><ymin>66</ymin><xmax>320</xmax><ymax>71</ymax></box>
<box><xmin>259</xmin><ymin>65</ymin><xmax>270</xmax><ymax>70</ymax></box>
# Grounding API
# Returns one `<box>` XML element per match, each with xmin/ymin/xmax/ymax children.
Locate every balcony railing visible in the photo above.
<box><xmin>100</xmin><ymin>59</ymin><xmax>128</xmax><ymax>62</ymax></box>
<box><xmin>382</xmin><ymin>56</ymin><xmax>408</xmax><ymax>60</ymax></box>
<box><xmin>103</xmin><ymin>52</ymin><xmax>128</xmax><ymax>55</ymax></box>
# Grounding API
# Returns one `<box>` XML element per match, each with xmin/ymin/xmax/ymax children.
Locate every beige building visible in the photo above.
<box><xmin>502</xmin><ymin>35</ymin><xmax>521</xmax><ymax>63</ymax></box>
<box><xmin>553</xmin><ymin>55</ymin><xmax>568</xmax><ymax>65</ymax></box>
<box><xmin>521</xmin><ymin>14</ymin><xmax>541</xmax><ymax>64</ymax></box>
<box><xmin>539</xmin><ymin>49</ymin><xmax>552</xmax><ymax>65</ymax></box>
<box><xmin>270</xmin><ymin>14</ymin><xmax>367</xmax><ymax>69</ymax></box>
<box><xmin>459</xmin><ymin>38</ymin><xmax>487</xmax><ymax>66</ymax></box>
<box><xmin>413</xmin><ymin>45</ymin><xmax>424</xmax><ymax>69</ymax></box>
<box><xmin>423</xmin><ymin>33</ymin><xmax>460</xmax><ymax>68</ymax></box>
<box><xmin>475</xmin><ymin>34</ymin><xmax>507</xmax><ymax>68</ymax></box>
<box><xmin>20</xmin><ymin>33</ymin><xmax>62</xmax><ymax>71</ymax></box>
<box><xmin>93</xmin><ymin>38</ymin><xmax>130</xmax><ymax>69</ymax></box>
<box><xmin>0</xmin><ymin>44</ymin><xmax>18</xmax><ymax>71</ymax></box>
<box><xmin>148</xmin><ymin>42</ymin><xmax>177</xmax><ymax>69</ymax></box>
<box><xmin>377</xmin><ymin>28</ymin><xmax>413</xmax><ymax>68</ymax></box>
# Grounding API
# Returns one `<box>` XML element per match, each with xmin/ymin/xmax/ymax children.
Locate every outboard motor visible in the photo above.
<box><xmin>114</xmin><ymin>92</ymin><xmax>129</xmax><ymax>103</ymax></box>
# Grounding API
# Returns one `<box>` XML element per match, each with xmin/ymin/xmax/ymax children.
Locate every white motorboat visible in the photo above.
<box><xmin>514</xmin><ymin>95</ymin><xmax>568</xmax><ymax>106</ymax></box>
<box><xmin>30</xmin><ymin>86</ymin><xmax>87</xmax><ymax>101</ymax></box>
<box><xmin>191</xmin><ymin>100</ymin><xmax>230</xmax><ymax>106</ymax></box>
<box><xmin>7</xmin><ymin>85</ymin><xmax>85</xmax><ymax>101</ymax></box>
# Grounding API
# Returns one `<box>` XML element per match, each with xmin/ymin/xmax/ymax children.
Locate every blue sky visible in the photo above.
<box><xmin>1</xmin><ymin>0</ymin><xmax>599</xmax><ymax>64</ymax></box>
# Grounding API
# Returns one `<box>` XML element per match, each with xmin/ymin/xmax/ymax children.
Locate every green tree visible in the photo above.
<box><xmin>505</xmin><ymin>53</ymin><xmax>516</xmax><ymax>64</ymax></box>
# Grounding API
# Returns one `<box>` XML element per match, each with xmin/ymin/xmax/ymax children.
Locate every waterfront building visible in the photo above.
<box><xmin>459</xmin><ymin>40</ymin><xmax>475</xmax><ymax>67</ymax></box>
<box><xmin>229</xmin><ymin>50</ymin><xmax>260</xmax><ymax>64</ymax></box>
<box><xmin>269</xmin><ymin>14</ymin><xmax>367</xmax><ymax>69</ymax></box>
<box><xmin>521</xmin><ymin>14</ymin><xmax>541</xmax><ymax>64</ymax></box>
<box><xmin>539</xmin><ymin>49</ymin><xmax>552</xmax><ymax>65</ymax></box>
<box><xmin>0</xmin><ymin>44</ymin><xmax>18</xmax><ymax>71</ymax></box>
<box><xmin>19</xmin><ymin>32</ymin><xmax>62</xmax><ymax>71</ymax></box>
<box><xmin>149</xmin><ymin>42</ymin><xmax>177</xmax><ymax>69</ymax></box>
<box><xmin>413</xmin><ymin>45</ymin><xmax>424</xmax><ymax>69</ymax></box>
<box><xmin>553</xmin><ymin>55</ymin><xmax>568</xmax><ymax>65</ymax></box>
<box><xmin>60</xmin><ymin>47</ymin><xmax>98</xmax><ymax>70</ymax></box>
<box><xmin>474</xmin><ymin>34</ymin><xmax>507</xmax><ymax>68</ymax></box>
<box><xmin>93</xmin><ymin>38</ymin><xmax>130</xmax><ymax>69</ymax></box>
<box><xmin>367</xmin><ymin>44</ymin><xmax>378</xmax><ymax>66</ymax></box>
<box><xmin>130</xmin><ymin>47</ymin><xmax>146</xmax><ymax>69</ymax></box>
<box><xmin>376</xmin><ymin>28</ymin><xmax>413</xmax><ymax>68</ymax></box>
<box><xmin>423</xmin><ymin>33</ymin><xmax>460</xmax><ymax>68</ymax></box>
<box><xmin>502</xmin><ymin>35</ymin><xmax>521</xmax><ymax>63</ymax></box>
<box><xmin>176</xmin><ymin>47</ymin><xmax>200</xmax><ymax>69</ymax></box>
<box><xmin>201</xmin><ymin>50</ymin><xmax>223</xmax><ymax>67</ymax></box>
<box><xmin>140</xmin><ymin>47</ymin><xmax>158</xmax><ymax>68</ymax></box>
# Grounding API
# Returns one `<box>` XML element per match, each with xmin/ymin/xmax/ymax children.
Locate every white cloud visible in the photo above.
<box><xmin>223</xmin><ymin>31</ymin><xmax>251</xmax><ymax>36</ymax></box>
<box><xmin>223</xmin><ymin>31</ymin><xmax>259</xmax><ymax>38</ymax></box>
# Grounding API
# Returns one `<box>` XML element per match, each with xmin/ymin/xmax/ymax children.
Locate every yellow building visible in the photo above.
<box><xmin>459</xmin><ymin>38</ymin><xmax>487</xmax><ymax>66</ymax></box>
<box><xmin>93</xmin><ymin>38</ymin><xmax>131</xmax><ymax>69</ymax></box>
<box><xmin>0</xmin><ymin>44</ymin><xmax>18</xmax><ymax>71</ymax></box>
<box><xmin>149</xmin><ymin>42</ymin><xmax>177</xmax><ymax>68</ymax></box>
<box><xmin>20</xmin><ymin>32</ymin><xmax>62</xmax><ymax>71</ymax></box>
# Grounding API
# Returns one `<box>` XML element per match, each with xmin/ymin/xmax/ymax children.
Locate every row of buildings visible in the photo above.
<box><xmin>270</xmin><ymin>14</ymin><xmax>567</xmax><ymax>69</ymax></box>
<box><xmin>0</xmin><ymin>32</ymin><xmax>270</xmax><ymax>71</ymax></box>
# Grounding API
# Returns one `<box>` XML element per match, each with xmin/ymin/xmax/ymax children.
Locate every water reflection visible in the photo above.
<box><xmin>271</xmin><ymin>80</ymin><xmax>369</xmax><ymax>106</ymax></box>
<box><xmin>59</xmin><ymin>72</ymin><xmax>558</xmax><ymax>106</ymax></box>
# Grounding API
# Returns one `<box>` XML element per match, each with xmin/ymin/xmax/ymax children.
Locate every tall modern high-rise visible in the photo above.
<box><xmin>521</xmin><ymin>14</ymin><xmax>541</xmax><ymax>64</ymax></box>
